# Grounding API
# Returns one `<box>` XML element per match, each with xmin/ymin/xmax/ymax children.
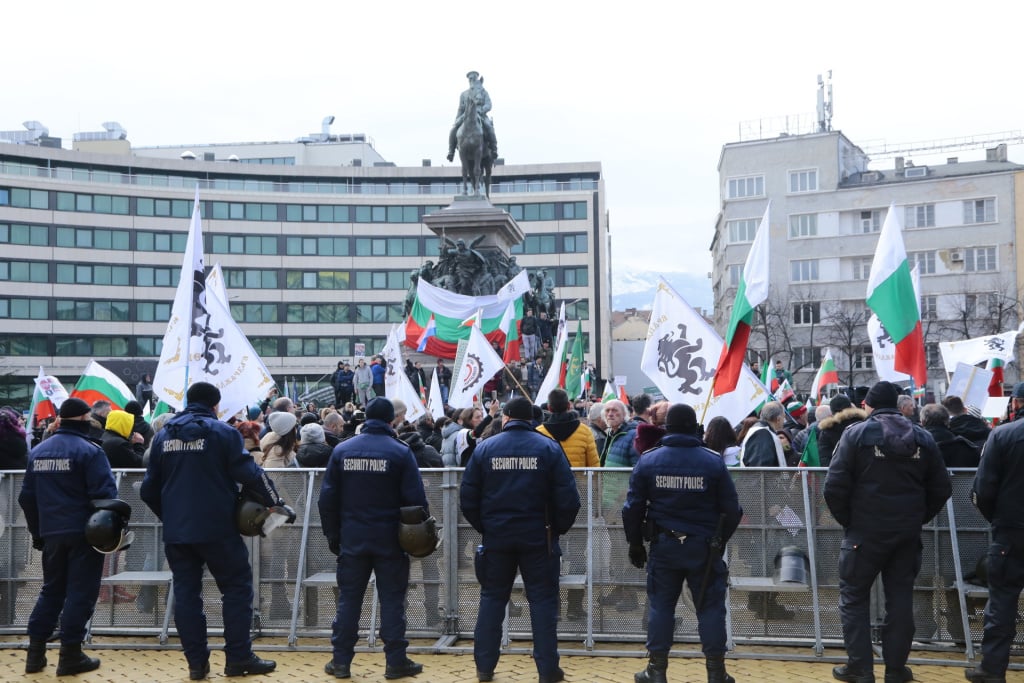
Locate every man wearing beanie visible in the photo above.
<box><xmin>824</xmin><ymin>381</ymin><xmax>951</xmax><ymax>683</ymax></box>
<box><xmin>19</xmin><ymin>396</ymin><xmax>117</xmax><ymax>675</ymax></box>
<box><xmin>622</xmin><ymin>404</ymin><xmax>742</xmax><ymax>683</ymax></box>
<box><xmin>460</xmin><ymin>397</ymin><xmax>581</xmax><ymax>683</ymax></box>
<box><xmin>318</xmin><ymin>397</ymin><xmax>429</xmax><ymax>679</ymax></box>
<box><xmin>968</xmin><ymin>380</ymin><xmax>1024</xmax><ymax>682</ymax></box>
<box><xmin>142</xmin><ymin>381</ymin><xmax>286</xmax><ymax>680</ymax></box>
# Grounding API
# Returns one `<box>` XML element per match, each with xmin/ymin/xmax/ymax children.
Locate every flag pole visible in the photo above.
<box><xmin>503</xmin><ymin>365</ymin><xmax>531</xmax><ymax>399</ymax></box>
<box><xmin>699</xmin><ymin>374</ymin><xmax>718</xmax><ymax>426</ymax></box>
<box><xmin>182</xmin><ymin>186</ymin><xmax>201</xmax><ymax>404</ymax></box>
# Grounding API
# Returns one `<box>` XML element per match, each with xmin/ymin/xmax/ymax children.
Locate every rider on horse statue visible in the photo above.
<box><xmin>447</xmin><ymin>71</ymin><xmax>498</xmax><ymax>163</ymax></box>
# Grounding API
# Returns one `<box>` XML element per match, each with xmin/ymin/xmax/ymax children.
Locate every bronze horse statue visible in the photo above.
<box><xmin>456</xmin><ymin>92</ymin><xmax>493</xmax><ymax>197</ymax></box>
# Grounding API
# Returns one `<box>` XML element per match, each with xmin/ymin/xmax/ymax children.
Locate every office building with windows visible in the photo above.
<box><xmin>0</xmin><ymin>123</ymin><xmax>609</xmax><ymax>401</ymax></box>
<box><xmin>711</xmin><ymin>129</ymin><xmax>1023</xmax><ymax>396</ymax></box>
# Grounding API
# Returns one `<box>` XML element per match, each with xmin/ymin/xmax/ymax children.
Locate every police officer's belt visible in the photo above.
<box><xmin>657</xmin><ymin>527</ymin><xmax>688</xmax><ymax>541</ymax></box>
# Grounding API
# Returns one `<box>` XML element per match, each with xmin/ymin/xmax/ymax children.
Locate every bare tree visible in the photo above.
<box><xmin>823</xmin><ymin>301</ymin><xmax>869</xmax><ymax>389</ymax></box>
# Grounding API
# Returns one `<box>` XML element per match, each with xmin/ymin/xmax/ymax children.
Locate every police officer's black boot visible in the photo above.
<box><xmin>706</xmin><ymin>654</ymin><xmax>735</xmax><ymax>683</ymax></box>
<box><xmin>55</xmin><ymin>642</ymin><xmax>100</xmax><ymax>676</ymax></box>
<box><xmin>634</xmin><ymin>651</ymin><xmax>668</xmax><ymax>683</ymax></box>
<box><xmin>25</xmin><ymin>638</ymin><xmax>48</xmax><ymax>673</ymax></box>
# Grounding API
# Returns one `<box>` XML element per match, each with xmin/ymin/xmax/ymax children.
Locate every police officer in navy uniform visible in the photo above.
<box><xmin>319</xmin><ymin>397</ymin><xmax>428</xmax><ymax>679</ymax></box>
<box><xmin>622</xmin><ymin>404</ymin><xmax>742</xmax><ymax>683</ymax></box>
<box><xmin>966</xmin><ymin>381</ymin><xmax>1024</xmax><ymax>682</ymax></box>
<box><xmin>141</xmin><ymin>382</ymin><xmax>282</xmax><ymax>680</ymax></box>
<box><xmin>824</xmin><ymin>381</ymin><xmax>951</xmax><ymax>683</ymax></box>
<box><xmin>19</xmin><ymin>397</ymin><xmax>117</xmax><ymax>676</ymax></box>
<box><xmin>460</xmin><ymin>397</ymin><xmax>581</xmax><ymax>683</ymax></box>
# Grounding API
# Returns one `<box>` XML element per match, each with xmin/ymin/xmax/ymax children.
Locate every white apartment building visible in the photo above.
<box><xmin>711</xmin><ymin>130</ymin><xmax>1023</xmax><ymax>396</ymax></box>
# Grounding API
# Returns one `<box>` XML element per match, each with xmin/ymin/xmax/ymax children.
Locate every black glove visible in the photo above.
<box><xmin>629</xmin><ymin>543</ymin><xmax>647</xmax><ymax>569</ymax></box>
<box><xmin>328</xmin><ymin>537</ymin><xmax>340</xmax><ymax>556</ymax></box>
<box><xmin>32</xmin><ymin>536</ymin><xmax>44</xmax><ymax>551</ymax></box>
<box><xmin>274</xmin><ymin>502</ymin><xmax>297</xmax><ymax>524</ymax></box>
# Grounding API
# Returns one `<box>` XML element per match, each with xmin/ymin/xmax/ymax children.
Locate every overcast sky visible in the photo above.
<box><xmin>7</xmin><ymin>1</ymin><xmax>1024</xmax><ymax>282</ymax></box>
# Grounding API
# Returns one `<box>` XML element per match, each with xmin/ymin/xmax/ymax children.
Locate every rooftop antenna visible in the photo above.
<box><xmin>817</xmin><ymin>71</ymin><xmax>833</xmax><ymax>132</ymax></box>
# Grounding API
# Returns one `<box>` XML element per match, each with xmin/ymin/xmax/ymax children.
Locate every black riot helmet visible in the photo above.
<box><xmin>85</xmin><ymin>499</ymin><xmax>133</xmax><ymax>554</ymax></box>
<box><xmin>235</xmin><ymin>490</ymin><xmax>296</xmax><ymax>537</ymax></box>
<box><xmin>398</xmin><ymin>505</ymin><xmax>441</xmax><ymax>558</ymax></box>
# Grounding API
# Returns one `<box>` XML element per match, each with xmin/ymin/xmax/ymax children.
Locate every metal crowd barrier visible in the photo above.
<box><xmin>0</xmin><ymin>468</ymin><xmax>1015</xmax><ymax>664</ymax></box>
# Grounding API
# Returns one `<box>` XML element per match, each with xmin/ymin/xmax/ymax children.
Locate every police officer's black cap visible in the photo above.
<box><xmin>664</xmin><ymin>403</ymin><xmax>698</xmax><ymax>435</ymax></box>
<box><xmin>1013</xmin><ymin>382</ymin><xmax>1024</xmax><ymax>399</ymax></box>
<box><xmin>864</xmin><ymin>381</ymin><xmax>899</xmax><ymax>409</ymax></box>
<box><xmin>59</xmin><ymin>397</ymin><xmax>91</xmax><ymax>419</ymax></box>
<box><xmin>186</xmin><ymin>381</ymin><xmax>221</xmax><ymax>408</ymax></box>
<box><xmin>504</xmin><ymin>397</ymin><xmax>534</xmax><ymax>421</ymax></box>
<box><xmin>365</xmin><ymin>397</ymin><xmax>395</xmax><ymax>423</ymax></box>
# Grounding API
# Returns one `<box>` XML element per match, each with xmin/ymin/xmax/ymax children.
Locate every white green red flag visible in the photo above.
<box><xmin>866</xmin><ymin>203</ymin><xmax>926</xmax><ymax>387</ymax></box>
<box><xmin>809</xmin><ymin>349</ymin><xmax>840</xmax><ymax>402</ymax></box>
<box><xmin>498</xmin><ymin>300</ymin><xmax>521</xmax><ymax>363</ymax></box>
<box><xmin>773</xmin><ymin>379</ymin><xmax>795</xmax><ymax>405</ymax></box>
<box><xmin>601</xmin><ymin>380</ymin><xmax>617</xmax><ymax>403</ymax></box>
<box><xmin>987</xmin><ymin>357</ymin><xmax>1005</xmax><ymax>397</ymax></box>
<box><xmin>71</xmin><ymin>360</ymin><xmax>134</xmax><ymax>409</ymax></box>
<box><xmin>639</xmin><ymin>280</ymin><xmax>770</xmax><ymax>425</ymax></box>
<box><xmin>404</xmin><ymin>273</ymin><xmax>527</xmax><ymax>358</ymax></box>
<box><xmin>714</xmin><ymin>202</ymin><xmax>771</xmax><ymax>396</ymax></box>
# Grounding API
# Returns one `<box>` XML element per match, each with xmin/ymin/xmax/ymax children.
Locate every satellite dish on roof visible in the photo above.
<box><xmin>228</xmin><ymin>154</ymin><xmax>240</xmax><ymax>162</ymax></box>
<box><xmin>180</xmin><ymin>151</ymin><xmax>196</xmax><ymax>160</ymax></box>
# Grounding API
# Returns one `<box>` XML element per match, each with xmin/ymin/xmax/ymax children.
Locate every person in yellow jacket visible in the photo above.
<box><xmin>536</xmin><ymin>388</ymin><xmax>598</xmax><ymax>620</ymax></box>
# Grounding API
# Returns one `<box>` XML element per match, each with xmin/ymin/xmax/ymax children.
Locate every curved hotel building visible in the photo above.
<box><xmin>0</xmin><ymin>122</ymin><xmax>609</xmax><ymax>402</ymax></box>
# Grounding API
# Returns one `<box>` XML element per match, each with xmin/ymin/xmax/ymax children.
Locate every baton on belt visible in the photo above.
<box><xmin>695</xmin><ymin>513</ymin><xmax>727</xmax><ymax>612</ymax></box>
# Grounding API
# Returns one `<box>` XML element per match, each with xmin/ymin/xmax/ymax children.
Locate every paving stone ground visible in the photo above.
<box><xmin>0</xmin><ymin>635</ymin><xmax>1002</xmax><ymax>683</ymax></box>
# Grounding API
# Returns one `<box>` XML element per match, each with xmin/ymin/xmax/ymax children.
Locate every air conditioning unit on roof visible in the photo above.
<box><xmin>950</xmin><ymin>250</ymin><xmax>964</xmax><ymax>263</ymax></box>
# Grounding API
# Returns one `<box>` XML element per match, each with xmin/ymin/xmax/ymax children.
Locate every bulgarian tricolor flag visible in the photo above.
<box><xmin>987</xmin><ymin>357</ymin><xmax>1005</xmax><ymax>396</ymax></box>
<box><xmin>714</xmin><ymin>202</ymin><xmax>771</xmax><ymax>396</ymax></box>
<box><xmin>404</xmin><ymin>273</ymin><xmax>527</xmax><ymax>359</ymax></box>
<box><xmin>866</xmin><ymin>204</ymin><xmax>927</xmax><ymax>387</ymax></box>
<box><xmin>70</xmin><ymin>360</ymin><xmax>135</xmax><ymax>410</ymax></box>
<box><xmin>602</xmin><ymin>380</ymin><xmax>617</xmax><ymax>403</ymax></box>
<box><xmin>498</xmin><ymin>300</ymin><xmax>522</xmax><ymax>363</ymax></box>
<box><xmin>810</xmin><ymin>349</ymin><xmax>840</xmax><ymax>402</ymax></box>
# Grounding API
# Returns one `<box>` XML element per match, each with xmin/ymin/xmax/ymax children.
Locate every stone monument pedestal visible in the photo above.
<box><xmin>423</xmin><ymin>197</ymin><xmax>524</xmax><ymax>253</ymax></box>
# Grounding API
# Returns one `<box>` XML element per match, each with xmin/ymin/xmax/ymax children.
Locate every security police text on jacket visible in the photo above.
<box><xmin>141</xmin><ymin>393</ymin><xmax>280</xmax><ymax>544</ymax></box>
<box><xmin>318</xmin><ymin>406</ymin><xmax>429</xmax><ymax>556</ymax></box>
<box><xmin>318</xmin><ymin>397</ymin><xmax>429</xmax><ymax>680</ymax></box>
<box><xmin>140</xmin><ymin>382</ymin><xmax>282</xmax><ymax>679</ymax></box>
<box><xmin>460</xmin><ymin>405</ymin><xmax>581</xmax><ymax>551</ymax></box>
<box><xmin>621</xmin><ymin>403</ymin><xmax>742</xmax><ymax>683</ymax></box>
<box><xmin>20</xmin><ymin>400</ymin><xmax>118</xmax><ymax>542</ymax></box>
<box><xmin>19</xmin><ymin>397</ymin><xmax>118</xmax><ymax>676</ymax></box>
<box><xmin>459</xmin><ymin>397</ymin><xmax>581</xmax><ymax>683</ymax></box>
<box><xmin>824</xmin><ymin>388</ymin><xmax>951</xmax><ymax>535</ymax></box>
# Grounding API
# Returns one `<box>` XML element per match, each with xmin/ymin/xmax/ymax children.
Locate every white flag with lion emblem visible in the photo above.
<box><xmin>640</xmin><ymin>280</ymin><xmax>768</xmax><ymax>426</ymax></box>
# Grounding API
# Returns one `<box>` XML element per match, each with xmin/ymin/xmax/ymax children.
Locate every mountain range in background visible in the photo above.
<box><xmin>611</xmin><ymin>269</ymin><xmax>714</xmax><ymax>314</ymax></box>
